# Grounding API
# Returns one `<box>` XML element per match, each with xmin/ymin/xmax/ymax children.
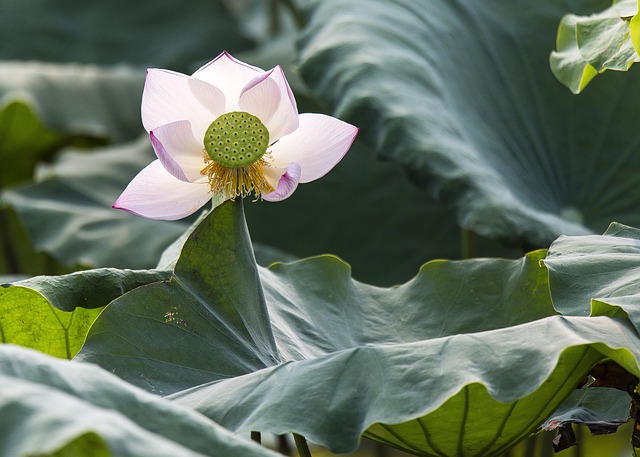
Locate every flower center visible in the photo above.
<box><xmin>203</xmin><ymin>111</ymin><xmax>269</xmax><ymax>168</ymax></box>
<box><xmin>201</xmin><ymin>111</ymin><xmax>275</xmax><ymax>200</ymax></box>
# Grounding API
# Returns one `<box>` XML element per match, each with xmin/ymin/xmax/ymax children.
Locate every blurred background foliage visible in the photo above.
<box><xmin>4</xmin><ymin>0</ymin><xmax>639</xmax><ymax>287</ymax></box>
<box><xmin>0</xmin><ymin>0</ymin><xmax>521</xmax><ymax>286</ymax></box>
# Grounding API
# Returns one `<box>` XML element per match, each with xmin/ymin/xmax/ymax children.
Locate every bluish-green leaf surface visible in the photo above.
<box><xmin>551</xmin><ymin>0</ymin><xmax>639</xmax><ymax>93</ymax></box>
<box><xmin>0</xmin><ymin>62</ymin><xmax>159</xmax><ymax>274</ymax></box>
<box><xmin>0</xmin><ymin>345</ymin><xmax>278</xmax><ymax>457</ymax></box>
<box><xmin>238</xmin><ymin>38</ymin><xmax>504</xmax><ymax>286</ymax></box>
<box><xmin>0</xmin><ymin>268</ymin><xmax>170</xmax><ymax>358</ymax></box>
<box><xmin>236</xmin><ymin>32</ymin><xmax>522</xmax><ymax>285</ymax></box>
<box><xmin>296</xmin><ymin>0</ymin><xmax>640</xmax><ymax>249</ymax></box>
<box><xmin>78</xmin><ymin>200</ymin><xmax>280</xmax><ymax>394</ymax></box>
<box><xmin>0</xmin><ymin>1</ymin><xmax>254</xmax><ymax>72</ymax></box>
<box><xmin>2</xmin><ymin>137</ymin><xmax>189</xmax><ymax>270</ymax></box>
<box><xmin>543</xmin><ymin>387</ymin><xmax>631</xmax><ymax>434</ymax></box>
<box><xmin>0</xmin><ymin>62</ymin><xmax>144</xmax><ymax>143</ymax></box>
<box><xmin>77</xmin><ymin>201</ymin><xmax>640</xmax><ymax>456</ymax></box>
<box><xmin>551</xmin><ymin>13</ymin><xmax>601</xmax><ymax>95</ymax></box>
<box><xmin>545</xmin><ymin>222</ymin><xmax>640</xmax><ymax>333</ymax></box>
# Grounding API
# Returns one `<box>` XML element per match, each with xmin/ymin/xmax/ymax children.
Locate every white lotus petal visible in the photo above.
<box><xmin>113</xmin><ymin>160</ymin><xmax>213</xmax><ymax>220</ymax></box>
<box><xmin>151</xmin><ymin>121</ymin><xmax>205</xmax><ymax>182</ymax></box>
<box><xmin>239</xmin><ymin>66</ymin><xmax>299</xmax><ymax>142</ymax></box>
<box><xmin>142</xmin><ymin>69</ymin><xmax>225</xmax><ymax>139</ymax></box>
<box><xmin>263</xmin><ymin>162</ymin><xmax>302</xmax><ymax>202</ymax></box>
<box><xmin>270</xmin><ymin>114</ymin><xmax>359</xmax><ymax>182</ymax></box>
<box><xmin>192</xmin><ymin>51</ymin><xmax>263</xmax><ymax>111</ymax></box>
<box><xmin>123</xmin><ymin>52</ymin><xmax>357</xmax><ymax>221</ymax></box>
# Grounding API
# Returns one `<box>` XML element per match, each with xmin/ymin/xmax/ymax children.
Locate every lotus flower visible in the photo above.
<box><xmin>113</xmin><ymin>51</ymin><xmax>358</xmax><ymax>220</ymax></box>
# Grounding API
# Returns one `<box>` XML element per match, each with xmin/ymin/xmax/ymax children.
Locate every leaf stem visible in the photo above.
<box><xmin>574</xmin><ymin>426</ymin><xmax>583</xmax><ymax>457</ymax></box>
<box><xmin>293</xmin><ymin>433</ymin><xmax>312</xmax><ymax>457</ymax></box>
<box><xmin>460</xmin><ymin>228</ymin><xmax>476</xmax><ymax>259</ymax></box>
<box><xmin>541</xmin><ymin>431</ymin><xmax>554</xmax><ymax>457</ymax></box>
<box><xmin>373</xmin><ymin>441</ymin><xmax>390</xmax><ymax>457</ymax></box>
<box><xmin>0</xmin><ymin>208</ymin><xmax>20</xmax><ymax>274</ymax></box>
<box><xmin>523</xmin><ymin>434</ymin><xmax>536</xmax><ymax>457</ymax></box>
<box><xmin>277</xmin><ymin>435</ymin><xmax>292</xmax><ymax>455</ymax></box>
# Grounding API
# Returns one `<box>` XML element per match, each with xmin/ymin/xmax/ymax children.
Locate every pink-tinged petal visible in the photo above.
<box><xmin>142</xmin><ymin>69</ymin><xmax>225</xmax><ymax>138</ymax></box>
<box><xmin>270</xmin><ymin>113</ymin><xmax>358</xmax><ymax>183</ymax></box>
<box><xmin>263</xmin><ymin>162</ymin><xmax>301</xmax><ymax>202</ymax></box>
<box><xmin>150</xmin><ymin>121</ymin><xmax>205</xmax><ymax>182</ymax></box>
<box><xmin>192</xmin><ymin>51</ymin><xmax>263</xmax><ymax>111</ymax></box>
<box><xmin>113</xmin><ymin>160</ymin><xmax>213</xmax><ymax>220</ymax></box>
<box><xmin>239</xmin><ymin>66</ymin><xmax>299</xmax><ymax>142</ymax></box>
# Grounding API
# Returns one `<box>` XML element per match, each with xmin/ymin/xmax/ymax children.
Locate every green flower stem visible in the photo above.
<box><xmin>0</xmin><ymin>209</ymin><xmax>19</xmax><ymax>274</ymax></box>
<box><xmin>574</xmin><ymin>427</ymin><xmax>583</xmax><ymax>457</ymax></box>
<box><xmin>460</xmin><ymin>228</ymin><xmax>476</xmax><ymax>259</ymax></box>
<box><xmin>541</xmin><ymin>432</ymin><xmax>553</xmax><ymax>457</ymax></box>
<box><xmin>277</xmin><ymin>435</ymin><xmax>292</xmax><ymax>455</ymax></box>
<box><xmin>293</xmin><ymin>433</ymin><xmax>312</xmax><ymax>457</ymax></box>
<box><xmin>523</xmin><ymin>434</ymin><xmax>536</xmax><ymax>457</ymax></box>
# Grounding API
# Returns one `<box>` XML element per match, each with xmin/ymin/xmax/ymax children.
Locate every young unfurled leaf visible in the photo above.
<box><xmin>551</xmin><ymin>0</ymin><xmax>639</xmax><ymax>93</ymax></box>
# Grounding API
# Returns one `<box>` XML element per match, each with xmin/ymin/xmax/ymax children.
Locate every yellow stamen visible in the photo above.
<box><xmin>201</xmin><ymin>149</ymin><xmax>275</xmax><ymax>200</ymax></box>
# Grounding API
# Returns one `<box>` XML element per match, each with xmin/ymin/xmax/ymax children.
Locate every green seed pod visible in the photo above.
<box><xmin>204</xmin><ymin>111</ymin><xmax>269</xmax><ymax>168</ymax></box>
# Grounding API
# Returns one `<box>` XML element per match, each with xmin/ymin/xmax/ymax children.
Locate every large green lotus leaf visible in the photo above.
<box><xmin>77</xmin><ymin>200</ymin><xmax>280</xmax><ymax>394</ymax></box>
<box><xmin>0</xmin><ymin>268</ymin><xmax>170</xmax><ymax>358</ymax></box>
<box><xmin>542</xmin><ymin>387</ymin><xmax>631</xmax><ymax>434</ymax></box>
<box><xmin>0</xmin><ymin>345</ymin><xmax>278</xmax><ymax>457</ymax></box>
<box><xmin>235</xmin><ymin>31</ymin><xmax>516</xmax><ymax>285</ymax></box>
<box><xmin>238</xmin><ymin>35</ymin><xmax>500</xmax><ymax>286</ymax></box>
<box><xmin>170</xmin><ymin>323</ymin><xmax>639</xmax><ymax>456</ymax></box>
<box><xmin>544</xmin><ymin>222</ymin><xmax>640</xmax><ymax>337</ymax></box>
<box><xmin>0</xmin><ymin>1</ymin><xmax>253</xmax><ymax>72</ymax></box>
<box><xmin>551</xmin><ymin>0</ymin><xmax>639</xmax><ymax>93</ymax></box>
<box><xmin>0</xmin><ymin>63</ymin><xmax>153</xmax><ymax>274</ymax></box>
<box><xmin>77</xmin><ymin>200</ymin><xmax>554</xmax><ymax>393</ymax></box>
<box><xmin>76</xmin><ymin>200</ymin><xmax>640</xmax><ymax>455</ymax></box>
<box><xmin>240</xmin><ymin>39</ymin><xmax>487</xmax><ymax>285</ymax></box>
<box><xmin>2</xmin><ymin>137</ymin><xmax>188</xmax><ymax>269</ymax></box>
<box><xmin>0</xmin><ymin>286</ymin><xmax>100</xmax><ymax>360</ymax></box>
<box><xmin>0</xmin><ymin>62</ymin><xmax>144</xmax><ymax>143</ymax></box>
<box><xmin>153</xmin><ymin>202</ymin><xmax>298</xmax><ymax>274</ymax></box>
<box><xmin>296</xmin><ymin>0</ymin><xmax>640</xmax><ymax>250</ymax></box>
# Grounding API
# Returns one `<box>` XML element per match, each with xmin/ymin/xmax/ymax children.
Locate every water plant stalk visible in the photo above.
<box><xmin>293</xmin><ymin>433</ymin><xmax>312</xmax><ymax>457</ymax></box>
